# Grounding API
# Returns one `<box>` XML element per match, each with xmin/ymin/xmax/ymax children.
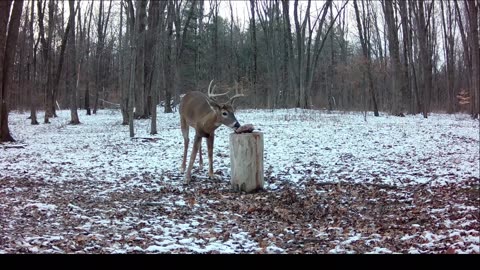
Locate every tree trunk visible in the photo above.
<box><xmin>0</xmin><ymin>2</ymin><xmax>12</xmax><ymax>125</ymax></box>
<box><xmin>67</xmin><ymin>0</ymin><xmax>80</xmax><ymax>124</ymax></box>
<box><xmin>45</xmin><ymin>0</ymin><xmax>56</xmax><ymax>120</ymax></box>
<box><xmin>328</xmin><ymin>5</ymin><xmax>335</xmax><ymax>111</ymax></box>
<box><xmin>415</xmin><ymin>0</ymin><xmax>433</xmax><ymax>118</ymax></box>
<box><xmin>93</xmin><ymin>0</ymin><xmax>112</xmax><ymax>115</ymax></box>
<box><xmin>195</xmin><ymin>0</ymin><xmax>204</xmax><ymax>89</ymax></box>
<box><xmin>52</xmin><ymin>6</ymin><xmax>74</xmax><ymax>118</ymax></box>
<box><xmin>149</xmin><ymin>0</ymin><xmax>167</xmax><ymax>134</ymax></box>
<box><xmin>384</xmin><ymin>0</ymin><xmax>407</xmax><ymax>115</ymax></box>
<box><xmin>145</xmin><ymin>2</ymin><xmax>161</xmax><ymax>135</ymax></box>
<box><xmin>28</xmin><ymin>0</ymin><xmax>39</xmax><ymax>125</ymax></box>
<box><xmin>145</xmin><ymin>0</ymin><xmax>157</xmax><ymax>119</ymax></box>
<box><xmin>250</xmin><ymin>0</ymin><xmax>258</xmax><ymax>108</ymax></box>
<box><xmin>134</xmin><ymin>0</ymin><xmax>147</xmax><ymax>119</ymax></box>
<box><xmin>467</xmin><ymin>0</ymin><xmax>479</xmax><ymax>118</ymax></box>
<box><xmin>399</xmin><ymin>0</ymin><xmax>414</xmax><ymax>114</ymax></box>
<box><xmin>127</xmin><ymin>0</ymin><xmax>136</xmax><ymax>137</ymax></box>
<box><xmin>41</xmin><ymin>0</ymin><xmax>55</xmax><ymax>123</ymax></box>
<box><xmin>282</xmin><ymin>0</ymin><xmax>296</xmax><ymax>108</ymax></box>
<box><xmin>84</xmin><ymin>0</ymin><xmax>93</xmax><ymax>116</ymax></box>
<box><xmin>440</xmin><ymin>0</ymin><xmax>456</xmax><ymax>113</ymax></box>
<box><xmin>353</xmin><ymin>0</ymin><xmax>379</xmax><ymax>116</ymax></box>
<box><xmin>229</xmin><ymin>132</ymin><xmax>264</xmax><ymax>193</ymax></box>
<box><xmin>213</xmin><ymin>0</ymin><xmax>219</xmax><ymax>79</ymax></box>
<box><xmin>164</xmin><ymin>0</ymin><xmax>174</xmax><ymax>114</ymax></box>
<box><xmin>1</xmin><ymin>0</ymin><xmax>23</xmax><ymax>142</ymax></box>
<box><xmin>120</xmin><ymin>0</ymin><xmax>128</xmax><ymax>124</ymax></box>
<box><xmin>168</xmin><ymin>0</ymin><xmax>195</xmax><ymax>112</ymax></box>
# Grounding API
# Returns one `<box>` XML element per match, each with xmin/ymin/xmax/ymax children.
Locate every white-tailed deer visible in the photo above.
<box><xmin>179</xmin><ymin>80</ymin><xmax>245</xmax><ymax>184</ymax></box>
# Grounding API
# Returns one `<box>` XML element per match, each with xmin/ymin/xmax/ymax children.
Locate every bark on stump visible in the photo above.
<box><xmin>229</xmin><ymin>132</ymin><xmax>264</xmax><ymax>193</ymax></box>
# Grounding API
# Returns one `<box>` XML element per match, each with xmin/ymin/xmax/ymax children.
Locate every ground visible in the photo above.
<box><xmin>0</xmin><ymin>108</ymin><xmax>478</xmax><ymax>254</ymax></box>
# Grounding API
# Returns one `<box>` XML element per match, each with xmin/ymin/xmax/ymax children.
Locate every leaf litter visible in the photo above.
<box><xmin>0</xmin><ymin>109</ymin><xmax>478</xmax><ymax>253</ymax></box>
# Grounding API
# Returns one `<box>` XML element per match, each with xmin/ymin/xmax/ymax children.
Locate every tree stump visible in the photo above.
<box><xmin>229</xmin><ymin>132</ymin><xmax>264</xmax><ymax>193</ymax></box>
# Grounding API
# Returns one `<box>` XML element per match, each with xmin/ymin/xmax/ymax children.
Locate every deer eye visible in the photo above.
<box><xmin>222</xmin><ymin>112</ymin><xmax>228</xmax><ymax>116</ymax></box>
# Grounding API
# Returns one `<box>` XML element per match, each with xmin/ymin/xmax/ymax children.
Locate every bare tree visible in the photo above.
<box><xmin>67</xmin><ymin>0</ymin><xmax>80</xmax><ymax>124</ymax></box>
<box><xmin>282</xmin><ymin>0</ymin><xmax>347</xmax><ymax>109</ymax></box>
<box><xmin>194</xmin><ymin>0</ymin><xmax>205</xmax><ymax>89</ymax></box>
<box><xmin>28</xmin><ymin>0</ymin><xmax>39</xmax><ymax>125</ymax></box>
<box><xmin>50</xmin><ymin>2</ymin><xmax>77</xmax><ymax>121</ymax></box>
<box><xmin>353</xmin><ymin>0</ymin><xmax>379</xmax><ymax>116</ymax></box>
<box><xmin>149</xmin><ymin>1</ymin><xmax>168</xmax><ymax>135</ymax></box>
<box><xmin>383</xmin><ymin>0</ymin><xmax>407</xmax><ymax>116</ymax></box>
<box><xmin>1</xmin><ymin>0</ymin><xmax>24</xmax><ymax>142</ymax></box>
<box><xmin>38</xmin><ymin>0</ymin><xmax>55</xmax><ymax>123</ymax></box>
<box><xmin>440</xmin><ymin>0</ymin><xmax>456</xmax><ymax>113</ymax></box>
<box><xmin>163</xmin><ymin>0</ymin><xmax>196</xmax><ymax>113</ymax></box>
<box><xmin>256</xmin><ymin>0</ymin><xmax>282</xmax><ymax>109</ymax></box>
<box><xmin>250</xmin><ymin>0</ymin><xmax>258</xmax><ymax>108</ymax></box>
<box><xmin>79</xmin><ymin>1</ymin><xmax>93</xmax><ymax>116</ymax></box>
<box><xmin>466</xmin><ymin>0</ymin><xmax>479</xmax><ymax>118</ymax></box>
<box><xmin>413</xmin><ymin>0</ymin><xmax>433</xmax><ymax>118</ymax></box>
<box><xmin>119</xmin><ymin>0</ymin><xmax>128</xmax><ymax>124</ymax></box>
<box><xmin>134</xmin><ymin>0</ymin><xmax>147</xmax><ymax>119</ymax></box>
<box><xmin>93</xmin><ymin>0</ymin><xmax>112</xmax><ymax>114</ymax></box>
<box><xmin>398</xmin><ymin>0</ymin><xmax>415</xmax><ymax>114</ymax></box>
<box><xmin>164</xmin><ymin>0</ymin><xmax>175</xmax><ymax>113</ymax></box>
<box><xmin>126</xmin><ymin>0</ymin><xmax>136</xmax><ymax>137</ymax></box>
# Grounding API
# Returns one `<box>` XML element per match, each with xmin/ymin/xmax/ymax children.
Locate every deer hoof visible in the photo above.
<box><xmin>184</xmin><ymin>175</ymin><xmax>191</xmax><ymax>185</ymax></box>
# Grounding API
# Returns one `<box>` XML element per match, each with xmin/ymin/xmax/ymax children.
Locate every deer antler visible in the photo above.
<box><xmin>207</xmin><ymin>79</ymin><xmax>230</xmax><ymax>98</ymax></box>
<box><xmin>228</xmin><ymin>81</ymin><xmax>246</xmax><ymax>106</ymax></box>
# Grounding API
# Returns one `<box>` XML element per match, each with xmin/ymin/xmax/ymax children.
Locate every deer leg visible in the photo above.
<box><xmin>185</xmin><ymin>134</ymin><xmax>202</xmax><ymax>184</ymax></box>
<box><xmin>207</xmin><ymin>133</ymin><xmax>222</xmax><ymax>181</ymax></box>
<box><xmin>198</xmin><ymin>139</ymin><xmax>203</xmax><ymax>170</ymax></box>
<box><xmin>180</xmin><ymin>117</ymin><xmax>189</xmax><ymax>174</ymax></box>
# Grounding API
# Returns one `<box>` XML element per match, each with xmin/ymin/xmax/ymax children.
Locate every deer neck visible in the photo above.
<box><xmin>198</xmin><ymin>109</ymin><xmax>221</xmax><ymax>136</ymax></box>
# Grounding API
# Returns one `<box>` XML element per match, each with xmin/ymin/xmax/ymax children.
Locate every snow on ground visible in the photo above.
<box><xmin>0</xmin><ymin>108</ymin><xmax>478</xmax><ymax>253</ymax></box>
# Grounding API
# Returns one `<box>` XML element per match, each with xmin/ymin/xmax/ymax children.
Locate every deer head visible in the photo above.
<box><xmin>206</xmin><ymin>79</ymin><xmax>245</xmax><ymax>129</ymax></box>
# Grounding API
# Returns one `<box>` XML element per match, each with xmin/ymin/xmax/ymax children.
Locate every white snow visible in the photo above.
<box><xmin>1</xmin><ymin>108</ymin><xmax>479</xmax><ymax>254</ymax></box>
<box><xmin>366</xmin><ymin>247</ymin><xmax>393</xmax><ymax>254</ymax></box>
<box><xmin>2</xmin><ymin>109</ymin><xmax>479</xmax><ymax>188</ymax></box>
<box><xmin>24</xmin><ymin>203</ymin><xmax>57</xmax><ymax>212</ymax></box>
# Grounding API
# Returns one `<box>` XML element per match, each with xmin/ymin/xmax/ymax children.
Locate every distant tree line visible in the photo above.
<box><xmin>1</xmin><ymin>0</ymin><xmax>479</xmax><ymax>142</ymax></box>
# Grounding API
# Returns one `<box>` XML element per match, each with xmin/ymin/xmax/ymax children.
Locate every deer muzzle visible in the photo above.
<box><xmin>228</xmin><ymin>121</ymin><xmax>241</xmax><ymax>130</ymax></box>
